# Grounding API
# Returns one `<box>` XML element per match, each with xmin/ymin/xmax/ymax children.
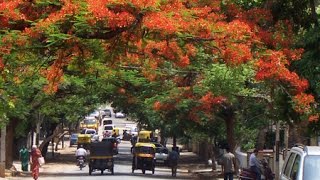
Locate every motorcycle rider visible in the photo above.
<box><xmin>249</xmin><ymin>149</ymin><xmax>262</xmax><ymax>180</ymax></box>
<box><xmin>75</xmin><ymin>145</ymin><xmax>87</xmax><ymax>165</ymax></box>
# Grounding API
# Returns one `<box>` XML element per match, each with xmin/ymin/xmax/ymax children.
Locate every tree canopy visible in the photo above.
<box><xmin>0</xmin><ymin>0</ymin><xmax>318</xmax><ymax>149</ymax></box>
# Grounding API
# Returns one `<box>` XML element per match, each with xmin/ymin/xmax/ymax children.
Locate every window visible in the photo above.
<box><xmin>290</xmin><ymin>154</ymin><xmax>301</xmax><ymax>180</ymax></box>
<box><xmin>86</xmin><ymin>130</ymin><xmax>96</xmax><ymax>134</ymax></box>
<box><xmin>104</xmin><ymin>126</ymin><xmax>113</xmax><ymax>130</ymax></box>
<box><xmin>71</xmin><ymin>134</ymin><xmax>78</xmax><ymax>138</ymax></box>
<box><xmin>284</xmin><ymin>153</ymin><xmax>296</xmax><ymax>177</ymax></box>
<box><xmin>304</xmin><ymin>155</ymin><xmax>320</xmax><ymax>180</ymax></box>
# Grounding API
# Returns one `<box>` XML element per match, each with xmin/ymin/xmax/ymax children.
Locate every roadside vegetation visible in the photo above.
<box><xmin>0</xmin><ymin>0</ymin><xmax>318</xmax><ymax>167</ymax></box>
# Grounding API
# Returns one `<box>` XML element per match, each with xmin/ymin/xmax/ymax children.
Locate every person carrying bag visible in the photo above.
<box><xmin>30</xmin><ymin>145</ymin><xmax>42</xmax><ymax>180</ymax></box>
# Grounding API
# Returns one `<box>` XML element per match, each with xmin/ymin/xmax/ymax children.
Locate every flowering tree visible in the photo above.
<box><xmin>0</xmin><ymin>0</ymin><xmax>317</xmax><ymax>154</ymax></box>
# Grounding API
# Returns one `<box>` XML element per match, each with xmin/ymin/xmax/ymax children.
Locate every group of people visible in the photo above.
<box><xmin>19</xmin><ymin>145</ymin><xmax>43</xmax><ymax>180</ymax></box>
<box><xmin>220</xmin><ymin>147</ymin><xmax>266</xmax><ymax>180</ymax></box>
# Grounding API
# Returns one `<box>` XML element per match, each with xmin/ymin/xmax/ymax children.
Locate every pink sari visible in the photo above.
<box><xmin>30</xmin><ymin>148</ymin><xmax>42</xmax><ymax>180</ymax></box>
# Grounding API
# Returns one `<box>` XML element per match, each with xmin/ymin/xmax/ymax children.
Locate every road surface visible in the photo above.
<box><xmin>8</xmin><ymin>117</ymin><xmax>192</xmax><ymax>180</ymax></box>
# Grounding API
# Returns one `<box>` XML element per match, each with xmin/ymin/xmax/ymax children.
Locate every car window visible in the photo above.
<box><xmin>86</xmin><ymin>130</ymin><xmax>96</xmax><ymax>134</ymax></box>
<box><xmin>103</xmin><ymin>120</ymin><xmax>112</xmax><ymax>125</ymax></box>
<box><xmin>84</xmin><ymin>119</ymin><xmax>97</xmax><ymax>124</ymax></box>
<box><xmin>284</xmin><ymin>153</ymin><xmax>296</xmax><ymax>177</ymax></box>
<box><xmin>304</xmin><ymin>155</ymin><xmax>320</xmax><ymax>180</ymax></box>
<box><xmin>290</xmin><ymin>154</ymin><xmax>301</xmax><ymax>180</ymax></box>
<box><xmin>104</xmin><ymin>126</ymin><xmax>113</xmax><ymax>130</ymax></box>
<box><xmin>71</xmin><ymin>134</ymin><xmax>78</xmax><ymax>138</ymax></box>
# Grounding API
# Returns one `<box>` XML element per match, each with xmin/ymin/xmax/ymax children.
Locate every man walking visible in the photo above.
<box><xmin>221</xmin><ymin>146</ymin><xmax>237</xmax><ymax>180</ymax></box>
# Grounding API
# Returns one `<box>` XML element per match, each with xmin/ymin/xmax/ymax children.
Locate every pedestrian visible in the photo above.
<box><xmin>249</xmin><ymin>148</ymin><xmax>262</xmax><ymax>180</ymax></box>
<box><xmin>30</xmin><ymin>145</ymin><xmax>42</xmax><ymax>180</ymax></box>
<box><xmin>221</xmin><ymin>146</ymin><xmax>237</xmax><ymax>180</ymax></box>
<box><xmin>168</xmin><ymin>148</ymin><xmax>179</xmax><ymax>177</ymax></box>
<box><xmin>19</xmin><ymin>146</ymin><xmax>29</xmax><ymax>171</ymax></box>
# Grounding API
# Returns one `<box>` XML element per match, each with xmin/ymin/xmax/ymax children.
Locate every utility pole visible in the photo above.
<box><xmin>0</xmin><ymin>126</ymin><xmax>6</xmax><ymax>178</ymax></box>
<box><xmin>275</xmin><ymin>121</ymin><xmax>280</xmax><ymax>180</ymax></box>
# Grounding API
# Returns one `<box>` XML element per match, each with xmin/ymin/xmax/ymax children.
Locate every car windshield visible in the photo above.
<box><xmin>71</xmin><ymin>134</ymin><xmax>78</xmax><ymax>138</ymax></box>
<box><xmin>86</xmin><ymin>130</ymin><xmax>96</xmax><ymax>134</ymax></box>
<box><xmin>104</xmin><ymin>126</ymin><xmax>113</xmax><ymax>130</ymax></box>
<box><xmin>84</xmin><ymin>119</ymin><xmax>96</xmax><ymax>124</ymax></box>
<box><xmin>156</xmin><ymin>148</ymin><xmax>168</xmax><ymax>154</ymax></box>
<box><xmin>303</xmin><ymin>155</ymin><xmax>320</xmax><ymax>179</ymax></box>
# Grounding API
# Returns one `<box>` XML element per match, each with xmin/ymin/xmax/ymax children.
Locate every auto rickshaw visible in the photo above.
<box><xmin>137</xmin><ymin>130</ymin><xmax>158</xmax><ymax>143</ymax></box>
<box><xmin>112</xmin><ymin>128</ymin><xmax>120</xmax><ymax>137</ymax></box>
<box><xmin>77</xmin><ymin>134</ymin><xmax>91</xmax><ymax>150</ymax></box>
<box><xmin>89</xmin><ymin>141</ymin><xmax>114</xmax><ymax>175</ymax></box>
<box><xmin>132</xmin><ymin>142</ymin><xmax>156</xmax><ymax>174</ymax></box>
<box><xmin>137</xmin><ymin>130</ymin><xmax>152</xmax><ymax>142</ymax></box>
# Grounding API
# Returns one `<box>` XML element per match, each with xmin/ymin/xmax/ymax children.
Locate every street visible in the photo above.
<box><xmin>7</xmin><ymin>116</ymin><xmax>193</xmax><ymax>180</ymax></box>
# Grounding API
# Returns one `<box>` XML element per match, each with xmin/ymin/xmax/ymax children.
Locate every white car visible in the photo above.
<box><xmin>103</xmin><ymin>124</ymin><xmax>115</xmax><ymax>137</ymax></box>
<box><xmin>280</xmin><ymin>145</ymin><xmax>320</xmax><ymax>180</ymax></box>
<box><xmin>155</xmin><ymin>147</ymin><xmax>169</xmax><ymax>165</ymax></box>
<box><xmin>115</xmin><ymin>112</ymin><xmax>126</xmax><ymax>118</ymax></box>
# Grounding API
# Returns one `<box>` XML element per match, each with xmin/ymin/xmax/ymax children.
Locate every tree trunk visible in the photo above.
<box><xmin>256</xmin><ymin>127</ymin><xmax>267</xmax><ymax>149</ymax></box>
<box><xmin>225</xmin><ymin>114</ymin><xmax>235</xmax><ymax>152</ymax></box>
<box><xmin>310</xmin><ymin>0</ymin><xmax>318</xmax><ymax>27</ymax></box>
<box><xmin>39</xmin><ymin>123</ymin><xmax>59</xmax><ymax>158</ymax></box>
<box><xmin>5</xmin><ymin>119</ymin><xmax>18</xmax><ymax>168</ymax></box>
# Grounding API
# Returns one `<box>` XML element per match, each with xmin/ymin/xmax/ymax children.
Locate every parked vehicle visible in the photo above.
<box><xmin>88</xmin><ymin>141</ymin><xmax>114</xmax><ymax>175</ymax></box>
<box><xmin>280</xmin><ymin>145</ymin><xmax>320</xmax><ymax>180</ymax></box>
<box><xmin>132</xmin><ymin>142</ymin><xmax>156</xmax><ymax>174</ymax></box>
<box><xmin>69</xmin><ymin>133</ymin><xmax>78</xmax><ymax>147</ymax></box>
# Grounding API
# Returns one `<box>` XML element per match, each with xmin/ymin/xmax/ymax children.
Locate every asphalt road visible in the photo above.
<box><xmin>7</xmin><ymin>117</ymin><xmax>192</xmax><ymax>180</ymax></box>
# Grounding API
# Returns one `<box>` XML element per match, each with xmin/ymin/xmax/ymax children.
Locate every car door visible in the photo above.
<box><xmin>289</xmin><ymin>154</ymin><xmax>301</xmax><ymax>180</ymax></box>
<box><xmin>281</xmin><ymin>152</ymin><xmax>297</xmax><ymax>180</ymax></box>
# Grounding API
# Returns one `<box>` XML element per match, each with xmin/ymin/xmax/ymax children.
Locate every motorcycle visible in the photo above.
<box><xmin>239</xmin><ymin>159</ymin><xmax>274</xmax><ymax>180</ymax></box>
<box><xmin>77</xmin><ymin>156</ymin><xmax>86</xmax><ymax>170</ymax></box>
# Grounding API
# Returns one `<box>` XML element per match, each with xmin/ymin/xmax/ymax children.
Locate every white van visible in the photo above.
<box><xmin>103</xmin><ymin>124</ymin><xmax>115</xmax><ymax>136</ymax></box>
<box><xmin>102</xmin><ymin>118</ymin><xmax>113</xmax><ymax>126</ymax></box>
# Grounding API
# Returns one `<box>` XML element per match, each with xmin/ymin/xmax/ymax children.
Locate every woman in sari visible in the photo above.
<box><xmin>30</xmin><ymin>145</ymin><xmax>42</xmax><ymax>180</ymax></box>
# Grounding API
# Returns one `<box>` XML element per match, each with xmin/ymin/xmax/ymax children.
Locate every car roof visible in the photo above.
<box><xmin>86</xmin><ymin>128</ymin><xmax>96</xmax><ymax>131</ymax></box>
<box><xmin>304</xmin><ymin>146</ymin><xmax>320</xmax><ymax>155</ymax></box>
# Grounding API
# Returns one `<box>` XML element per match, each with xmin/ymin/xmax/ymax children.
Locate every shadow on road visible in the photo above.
<box><xmin>37</xmin><ymin>171</ymin><xmax>192</xmax><ymax>179</ymax></box>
